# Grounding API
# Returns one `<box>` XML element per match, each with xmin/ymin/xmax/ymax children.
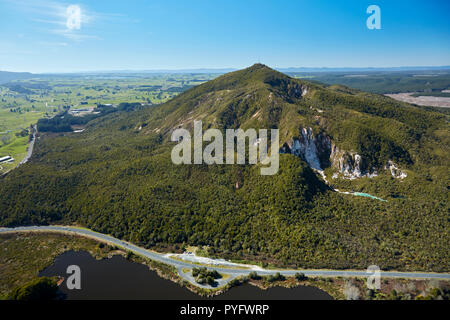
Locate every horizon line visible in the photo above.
<box><xmin>2</xmin><ymin>65</ymin><xmax>450</xmax><ymax>75</ymax></box>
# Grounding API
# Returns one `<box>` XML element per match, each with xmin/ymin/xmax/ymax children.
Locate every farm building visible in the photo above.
<box><xmin>0</xmin><ymin>156</ymin><xmax>14</xmax><ymax>164</ymax></box>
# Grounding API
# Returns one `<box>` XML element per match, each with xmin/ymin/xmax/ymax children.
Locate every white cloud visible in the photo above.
<box><xmin>6</xmin><ymin>0</ymin><xmax>97</xmax><ymax>41</ymax></box>
<box><xmin>66</xmin><ymin>5</ymin><xmax>81</xmax><ymax>30</ymax></box>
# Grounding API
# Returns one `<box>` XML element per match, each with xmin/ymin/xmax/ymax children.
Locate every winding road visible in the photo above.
<box><xmin>1</xmin><ymin>225</ymin><xmax>449</xmax><ymax>289</ymax></box>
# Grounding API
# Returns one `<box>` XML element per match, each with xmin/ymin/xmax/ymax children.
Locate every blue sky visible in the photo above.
<box><xmin>0</xmin><ymin>0</ymin><xmax>449</xmax><ymax>72</ymax></box>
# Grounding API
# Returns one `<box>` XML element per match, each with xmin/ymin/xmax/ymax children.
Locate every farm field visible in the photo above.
<box><xmin>0</xmin><ymin>73</ymin><xmax>218</xmax><ymax>173</ymax></box>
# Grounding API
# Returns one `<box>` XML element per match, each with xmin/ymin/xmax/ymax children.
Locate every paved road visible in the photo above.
<box><xmin>1</xmin><ymin>225</ymin><xmax>449</xmax><ymax>289</ymax></box>
<box><xmin>18</xmin><ymin>126</ymin><xmax>37</xmax><ymax>166</ymax></box>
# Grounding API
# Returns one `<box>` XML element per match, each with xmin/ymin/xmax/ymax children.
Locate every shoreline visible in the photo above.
<box><xmin>1</xmin><ymin>226</ymin><xmax>449</xmax><ymax>280</ymax></box>
<box><xmin>2</xmin><ymin>228</ymin><xmax>448</xmax><ymax>300</ymax></box>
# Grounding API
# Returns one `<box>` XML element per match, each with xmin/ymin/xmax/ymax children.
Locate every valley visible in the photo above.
<box><xmin>0</xmin><ymin>73</ymin><xmax>217</xmax><ymax>174</ymax></box>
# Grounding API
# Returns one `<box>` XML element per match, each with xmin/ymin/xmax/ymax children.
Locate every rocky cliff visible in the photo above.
<box><xmin>280</xmin><ymin>127</ymin><xmax>407</xmax><ymax>180</ymax></box>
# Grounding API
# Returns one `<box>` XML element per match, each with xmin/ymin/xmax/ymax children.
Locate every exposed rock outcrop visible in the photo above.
<box><xmin>280</xmin><ymin>128</ymin><xmax>329</xmax><ymax>170</ymax></box>
<box><xmin>385</xmin><ymin>160</ymin><xmax>407</xmax><ymax>179</ymax></box>
<box><xmin>329</xmin><ymin>145</ymin><xmax>378</xmax><ymax>180</ymax></box>
<box><xmin>280</xmin><ymin>127</ymin><xmax>406</xmax><ymax>180</ymax></box>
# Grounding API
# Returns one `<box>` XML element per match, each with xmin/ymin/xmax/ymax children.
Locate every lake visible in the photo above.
<box><xmin>39</xmin><ymin>250</ymin><xmax>333</xmax><ymax>300</ymax></box>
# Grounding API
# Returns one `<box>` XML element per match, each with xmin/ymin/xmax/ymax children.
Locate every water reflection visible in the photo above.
<box><xmin>39</xmin><ymin>251</ymin><xmax>333</xmax><ymax>300</ymax></box>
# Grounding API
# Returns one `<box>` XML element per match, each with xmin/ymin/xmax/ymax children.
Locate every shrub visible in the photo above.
<box><xmin>7</xmin><ymin>277</ymin><xmax>59</xmax><ymax>301</ymax></box>
<box><xmin>295</xmin><ymin>272</ymin><xmax>307</xmax><ymax>281</ymax></box>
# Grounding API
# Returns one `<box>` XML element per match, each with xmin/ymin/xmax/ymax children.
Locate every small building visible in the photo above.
<box><xmin>0</xmin><ymin>156</ymin><xmax>13</xmax><ymax>164</ymax></box>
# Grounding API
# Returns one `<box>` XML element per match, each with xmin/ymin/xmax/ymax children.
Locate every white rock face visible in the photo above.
<box><xmin>288</xmin><ymin>128</ymin><xmax>323</xmax><ymax>170</ymax></box>
<box><xmin>280</xmin><ymin>127</ymin><xmax>406</xmax><ymax>181</ymax></box>
<box><xmin>302</xmin><ymin>86</ymin><xmax>308</xmax><ymax>96</ymax></box>
<box><xmin>385</xmin><ymin>160</ymin><xmax>407</xmax><ymax>179</ymax></box>
<box><xmin>329</xmin><ymin>145</ymin><xmax>377</xmax><ymax>180</ymax></box>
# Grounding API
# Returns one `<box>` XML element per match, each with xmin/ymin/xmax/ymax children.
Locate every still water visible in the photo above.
<box><xmin>39</xmin><ymin>251</ymin><xmax>333</xmax><ymax>300</ymax></box>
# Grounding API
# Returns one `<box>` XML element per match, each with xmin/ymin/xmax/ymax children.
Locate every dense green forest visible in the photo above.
<box><xmin>289</xmin><ymin>71</ymin><xmax>450</xmax><ymax>94</ymax></box>
<box><xmin>0</xmin><ymin>64</ymin><xmax>448</xmax><ymax>272</ymax></box>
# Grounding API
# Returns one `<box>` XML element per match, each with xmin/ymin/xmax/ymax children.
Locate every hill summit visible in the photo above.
<box><xmin>0</xmin><ymin>65</ymin><xmax>448</xmax><ymax>271</ymax></box>
<box><xmin>143</xmin><ymin>63</ymin><xmax>445</xmax><ymax>179</ymax></box>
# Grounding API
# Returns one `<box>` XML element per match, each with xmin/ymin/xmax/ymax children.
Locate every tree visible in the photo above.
<box><xmin>126</xmin><ymin>251</ymin><xmax>134</xmax><ymax>260</ymax></box>
<box><xmin>7</xmin><ymin>277</ymin><xmax>59</xmax><ymax>300</ymax></box>
<box><xmin>295</xmin><ymin>272</ymin><xmax>307</xmax><ymax>281</ymax></box>
<box><xmin>206</xmin><ymin>276</ymin><xmax>215</xmax><ymax>286</ymax></box>
<box><xmin>0</xmin><ymin>134</ymin><xmax>12</xmax><ymax>146</ymax></box>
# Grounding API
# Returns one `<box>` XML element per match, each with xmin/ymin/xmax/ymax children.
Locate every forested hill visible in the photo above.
<box><xmin>0</xmin><ymin>71</ymin><xmax>35</xmax><ymax>84</ymax></box>
<box><xmin>141</xmin><ymin>63</ymin><xmax>447</xmax><ymax>169</ymax></box>
<box><xmin>0</xmin><ymin>64</ymin><xmax>448</xmax><ymax>272</ymax></box>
